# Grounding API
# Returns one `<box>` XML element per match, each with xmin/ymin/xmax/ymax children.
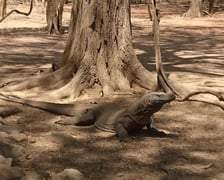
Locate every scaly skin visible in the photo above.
<box><xmin>58</xmin><ymin>92</ymin><xmax>175</xmax><ymax>139</ymax></box>
<box><xmin>0</xmin><ymin>92</ymin><xmax>175</xmax><ymax>139</ymax></box>
<box><xmin>127</xmin><ymin>92</ymin><xmax>176</xmax><ymax>125</ymax></box>
<box><xmin>111</xmin><ymin>92</ymin><xmax>176</xmax><ymax>139</ymax></box>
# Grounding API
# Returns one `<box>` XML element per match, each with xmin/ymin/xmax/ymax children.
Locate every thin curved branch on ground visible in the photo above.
<box><xmin>0</xmin><ymin>0</ymin><xmax>33</xmax><ymax>23</ymax></box>
<box><xmin>203</xmin><ymin>10</ymin><xmax>212</xmax><ymax>17</ymax></box>
<box><xmin>180</xmin><ymin>90</ymin><xmax>224</xmax><ymax>102</ymax></box>
<box><xmin>176</xmin><ymin>90</ymin><xmax>224</xmax><ymax>110</ymax></box>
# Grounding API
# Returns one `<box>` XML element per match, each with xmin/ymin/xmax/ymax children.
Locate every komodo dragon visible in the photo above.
<box><xmin>56</xmin><ymin>92</ymin><xmax>176</xmax><ymax>139</ymax></box>
<box><xmin>0</xmin><ymin>92</ymin><xmax>175</xmax><ymax>139</ymax></box>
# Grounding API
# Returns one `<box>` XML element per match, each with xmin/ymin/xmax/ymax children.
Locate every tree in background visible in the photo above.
<box><xmin>0</xmin><ymin>0</ymin><xmax>7</xmax><ymax>18</ymax></box>
<box><xmin>46</xmin><ymin>0</ymin><xmax>65</xmax><ymax>34</ymax></box>
<box><xmin>207</xmin><ymin>0</ymin><xmax>214</xmax><ymax>14</ymax></box>
<box><xmin>184</xmin><ymin>0</ymin><xmax>215</xmax><ymax>17</ymax></box>
<box><xmin>184</xmin><ymin>0</ymin><xmax>203</xmax><ymax>17</ymax></box>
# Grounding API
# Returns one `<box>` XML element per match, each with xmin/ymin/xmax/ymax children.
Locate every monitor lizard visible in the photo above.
<box><xmin>0</xmin><ymin>92</ymin><xmax>175</xmax><ymax>140</ymax></box>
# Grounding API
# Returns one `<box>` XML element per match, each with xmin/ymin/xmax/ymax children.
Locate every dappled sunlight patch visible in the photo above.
<box><xmin>168</xmin><ymin>73</ymin><xmax>224</xmax><ymax>97</ymax></box>
<box><xmin>164</xmin><ymin>159</ymin><xmax>214</xmax><ymax>174</ymax></box>
<box><xmin>134</xmin><ymin>48</ymin><xmax>148</xmax><ymax>55</ymax></box>
<box><xmin>174</xmin><ymin>50</ymin><xmax>219</xmax><ymax>59</ymax></box>
<box><xmin>162</xmin><ymin>14</ymin><xmax>224</xmax><ymax>28</ymax></box>
<box><xmin>188</xmin><ymin>151</ymin><xmax>219</xmax><ymax>162</ymax></box>
<box><xmin>29</xmin><ymin>133</ymin><xmax>61</xmax><ymax>150</ymax></box>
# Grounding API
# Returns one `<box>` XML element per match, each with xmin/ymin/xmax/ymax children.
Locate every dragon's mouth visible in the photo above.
<box><xmin>152</xmin><ymin>100</ymin><xmax>165</xmax><ymax>105</ymax></box>
<box><xmin>151</xmin><ymin>93</ymin><xmax>176</xmax><ymax>105</ymax></box>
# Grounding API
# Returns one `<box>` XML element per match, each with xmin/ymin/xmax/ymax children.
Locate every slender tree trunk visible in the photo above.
<box><xmin>208</xmin><ymin>0</ymin><xmax>214</xmax><ymax>14</ymax></box>
<box><xmin>1</xmin><ymin>0</ymin><xmax>7</xmax><ymax>18</ymax></box>
<box><xmin>57</xmin><ymin>0</ymin><xmax>65</xmax><ymax>33</ymax></box>
<box><xmin>183</xmin><ymin>0</ymin><xmax>203</xmax><ymax>17</ymax></box>
<box><xmin>147</xmin><ymin>0</ymin><xmax>152</xmax><ymax>21</ymax></box>
<box><xmin>46</xmin><ymin>0</ymin><xmax>65</xmax><ymax>34</ymax></box>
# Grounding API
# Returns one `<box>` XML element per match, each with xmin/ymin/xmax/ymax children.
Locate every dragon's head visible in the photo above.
<box><xmin>128</xmin><ymin>92</ymin><xmax>176</xmax><ymax>116</ymax></box>
<box><xmin>146</xmin><ymin>92</ymin><xmax>176</xmax><ymax>106</ymax></box>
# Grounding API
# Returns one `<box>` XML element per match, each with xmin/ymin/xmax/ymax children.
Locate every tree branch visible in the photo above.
<box><xmin>0</xmin><ymin>0</ymin><xmax>33</xmax><ymax>23</ymax></box>
<box><xmin>150</xmin><ymin>0</ymin><xmax>224</xmax><ymax>110</ymax></box>
<box><xmin>178</xmin><ymin>90</ymin><xmax>224</xmax><ymax>110</ymax></box>
<box><xmin>151</xmin><ymin>0</ymin><xmax>179</xmax><ymax>95</ymax></box>
<box><xmin>180</xmin><ymin>90</ymin><xmax>224</xmax><ymax>101</ymax></box>
<box><xmin>147</xmin><ymin>0</ymin><xmax>152</xmax><ymax>21</ymax></box>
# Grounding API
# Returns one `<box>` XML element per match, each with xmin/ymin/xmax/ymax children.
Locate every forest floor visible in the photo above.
<box><xmin>0</xmin><ymin>2</ymin><xmax>224</xmax><ymax>180</ymax></box>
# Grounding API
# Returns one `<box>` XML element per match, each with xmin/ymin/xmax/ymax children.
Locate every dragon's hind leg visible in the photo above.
<box><xmin>55</xmin><ymin>110</ymin><xmax>95</xmax><ymax>126</ymax></box>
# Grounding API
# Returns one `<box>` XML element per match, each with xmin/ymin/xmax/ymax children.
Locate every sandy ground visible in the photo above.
<box><xmin>0</xmin><ymin>2</ymin><xmax>224</xmax><ymax>179</ymax></box>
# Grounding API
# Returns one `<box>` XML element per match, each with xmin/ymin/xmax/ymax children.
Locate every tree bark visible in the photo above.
<box><xmin>183</xmin><ymin>0</ymin><xmax>203</xmax><ymax>17</ymax></box>
<box><xmin>55</xmin><ymin>0</ymin><xmax>156</xmax><ymax>97</ymax></box>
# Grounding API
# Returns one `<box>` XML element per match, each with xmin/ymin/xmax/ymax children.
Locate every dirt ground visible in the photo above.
<box><xmin>0</xmin><ymin>2</ymin><xmax>224</xmax><ymax>180</ymax></box>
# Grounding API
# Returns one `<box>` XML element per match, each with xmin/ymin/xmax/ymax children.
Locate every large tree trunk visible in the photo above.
<box><xmin>2</xmin><ymin>0</ymin><xmax>156</xmax><ymax>99</ymax></box>
<box><xmin>183</xmin><ymin>0</ymin><xmax>203</xmax><ymax>17</ymax></box>
<box><xmin>54</xmin><ymin>0</ymin><xmax>156</xmax><ymax>97</ymax></box>
<box><xmin>46</xmin><ymin>0</ymin><xmax>65</xmax><ymax>34</ymax></box>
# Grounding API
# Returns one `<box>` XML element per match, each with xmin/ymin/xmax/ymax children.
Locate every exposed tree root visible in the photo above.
<box><xmin>0</xmin><ymin>52</ymin><xmax>156</xmax><ymax>99</ymax></box>
<box><xmin>180</xmin><ymin>90</ymin><xmax>224</xmax><ymax>102</ymax></box>
<box><xmin>178</xmin><ymin>90</ymin><xmax>224</xmax><ymax>110</ymax></box>
<box><xmin>133</xmin><ymin>67</ymin><xmax>157</xmax><ymax>91</ymax></box>
<box><xmin>0</xmin><ymin>105</ymin><xmax>21</xmax><ymax>118</ymax></box>
<box><xmin>202</xmin><ymin>10</ymin><xmax>212</xmax><ymax>17</ymax></box>
<box><xmin>47</xmin><ymin>68</ymin><xmax>95</xmax><ymax>99</ymax></box>
<box><xmin>1</xmin><ymin>64</ymin><xmax>74</xmax><ymax>92</ymax></box>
